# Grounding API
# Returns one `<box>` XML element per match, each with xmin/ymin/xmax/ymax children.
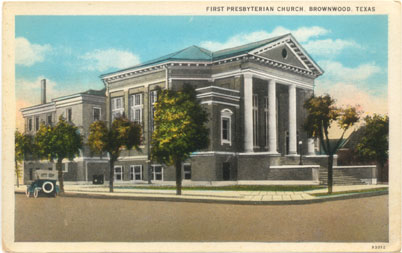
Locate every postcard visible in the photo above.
<box><xmin>2</xmin><ymin>1</ymin><xmax>401</xmax><ymax>252</ymax></box>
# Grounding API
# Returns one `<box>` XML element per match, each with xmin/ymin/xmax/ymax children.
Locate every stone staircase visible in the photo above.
<box><xmin>319</xmin><ymin>167</ymin><xmax>367</xmax><ymax>185</ymax></box>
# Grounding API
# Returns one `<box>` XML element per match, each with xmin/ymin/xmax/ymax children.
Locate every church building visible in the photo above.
<box><xmin>100</xmin><ymin>33</ymin><xmax>328</xmax><ymax>183</ymax></box>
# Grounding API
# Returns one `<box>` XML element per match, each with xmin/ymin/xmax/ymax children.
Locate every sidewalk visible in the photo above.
<box><xmin>15</xmin><ymin>184</ymin><xmax>388</xmax><ymax>205</ymax></box>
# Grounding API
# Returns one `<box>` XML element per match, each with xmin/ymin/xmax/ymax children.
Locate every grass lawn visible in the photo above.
<box><xmin>311</xmin><ymin>187</ymin><xmax>388</xmax><ymax>197</ymax></box>
<box><xmin>114</xmin><ymin>185</ymin><xmax>326</xmax><ymax>192</ymax></box>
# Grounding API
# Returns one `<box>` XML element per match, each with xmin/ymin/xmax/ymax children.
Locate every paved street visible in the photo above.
<box><xmin>15</xmin><ymin>194</ymin><xmax>388</xmax><ymax>242</ymax></box>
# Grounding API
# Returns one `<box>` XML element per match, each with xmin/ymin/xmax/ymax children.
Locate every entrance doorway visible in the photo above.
<box><xmin>222</xmin><ymin>162</ymin><xmax>230</xmax><ymax>181</ymax></box>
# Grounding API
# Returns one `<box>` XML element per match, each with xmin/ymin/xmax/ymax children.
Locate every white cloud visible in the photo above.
<box><xmin>302</xmin><ymin>39</ymin><xmax>361</xmax><ymax>57</ymax></box>
<box><xmin>15</xmin><ymin>37</ymin><xmax>52</xmax><ymax>66</ymax></box>
<box><xmin>288</xmin><ymin>26</ymin><xmax>329</xmax><ymax>43</ymax></box>
<box><xmin>81</xmin><ymin>49</ymin><xmax>140</xmax><ymax>72</ymax></box>
<box><xmin>200</xmin><ymin>26</ymin><xmax>329</xmax><ymax>51</ymax></box>
<box><xmin>319</xmin><ymin>60</ymin><xmax>381</xmax><ymax>82</ymax></box>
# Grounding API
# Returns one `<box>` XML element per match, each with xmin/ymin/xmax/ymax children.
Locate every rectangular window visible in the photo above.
<box><xmin>253</xmin><ymin>94</ymin><xmax>258</xmax><ymax>146</ymax></box>
<box><xmin>48</xmin><ymin>167</ymin><xmax>52</xmax><ymax>171</ymax></box>
<box><xmin>183</xmin><ymin>164</ymin><xmax>191</xmax><ymax>180</ymax></box>
<box><xmin>93</xmin><ymin>107</ymin><xmax>101</xmax><ymax>121</ymax></box>
<box><xmin>220</xmin><ymin>109</ymin><xmax>233</xmax><ymax>145</ymax></box>
<box><xmin>222</xmin><ymin>118</ymin><xmax>230</xmax><ymax>141</ymax></box>
<box><xmin>130</xmin><ymin>93</ymin><xmax>143</xmax><ymax>123</ymax></box>
<box><xmin>28</xmin><ymin>118</ymin><xmax>32</xmax><ymax>131</ymax></box>
<box><xmin>114</xmin><ymin>166</ymin><xmax>123</xmax><ymax>181</ymax></box>
<box><xmin>66</xmin><ymin>108</ymin><xmax>72</xmax><ymax>122</ymax></box>
<box><xmin>35</xmin><ymin>117</ymin><xmax>40</xmax><ymax>131</ymax></box>
<box><xmin>150</xmin><ymin>90</ymin><xmax>158</xmax><ymax>131</ymax></box>
<box><xmin>47</xmin><ymin>114</ymin><xmax>52</xmax><ymax>126</ymax></box>
<box><xmin>151</xmin><ymin>165</ymin><xmax>163</xmax><ymax>181</ymax></box>
<box><xmin>111</xmin><ymin>97</ymin><xmax>124</xmax><ymax>121</ymax></box>
<box><xmin>130</xmin><ymin>165</ymin><xmax>143</xmax><ymax>181</ymax></box>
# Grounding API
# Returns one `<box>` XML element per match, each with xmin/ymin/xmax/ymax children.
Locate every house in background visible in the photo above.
<box><xmin>100</xmin><ymin>33</ymin><xmax>333</xmax><ymax>184</ymax></box>
<box><xmin>20</xmin><ymin>79</ymin><xmax>109</xmax><ymax>184</ymax></box>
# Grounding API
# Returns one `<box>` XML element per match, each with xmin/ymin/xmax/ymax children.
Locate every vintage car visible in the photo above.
<box><xmin>26</xmin><ymin>170</ymin><xmax>60</xmax><ymax>198</ymax></box>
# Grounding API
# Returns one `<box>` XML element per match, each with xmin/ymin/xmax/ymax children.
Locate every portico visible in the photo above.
<box><xmin>242</xmin><ymin>72</ymin><xmax>308</xmax><ymax>156</ymax></box>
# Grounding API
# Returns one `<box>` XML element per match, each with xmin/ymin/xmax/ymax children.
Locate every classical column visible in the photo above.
<box><xmin>268</xmin><ymin>79</ymin><xmax>277</xmax><ymax>153</ymax></box>
<box><xmin>244</xmin><ymin>73</ymin><xmax>254</xmax><ymax>152</ymax></box>
<box><xmin>288</xmin><ymin>84</ymin><xmax>297</xmax><ymax>155</ymax></box>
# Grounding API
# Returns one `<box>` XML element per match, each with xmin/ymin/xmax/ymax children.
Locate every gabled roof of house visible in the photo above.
<box><xmin>101</xmin><ymin>33</ymin><xmax>323</xmax><ymax>79</ymax></box>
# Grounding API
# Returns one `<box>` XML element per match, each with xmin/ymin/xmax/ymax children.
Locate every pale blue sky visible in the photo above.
<box><xmin>15</xmin><ymin>15</ymin><xmax>388</xmax><ymax>130</ymax></box>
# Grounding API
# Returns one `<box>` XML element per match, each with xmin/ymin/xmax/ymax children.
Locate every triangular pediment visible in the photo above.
<box><xmin>256</xmin><ymin>43</ymin><xmax>308</xmax><ymax>70</ymax></box>
<box><xmin>250</xmin><ymin>34</ymin><xmax>323</xmax><ymax>75</ymax></box>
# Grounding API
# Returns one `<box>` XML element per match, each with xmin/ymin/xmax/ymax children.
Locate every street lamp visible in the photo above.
<box><xmin>298</xmin><ymin>140</ymin><xmax>303</xmax><ymax>165</ymax></box>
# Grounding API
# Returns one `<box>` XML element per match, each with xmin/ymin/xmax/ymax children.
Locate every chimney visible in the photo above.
<box><xmin>41</xmin><ymin>79</ymin><xmax>46</xmax><ymax>104</ymax></box>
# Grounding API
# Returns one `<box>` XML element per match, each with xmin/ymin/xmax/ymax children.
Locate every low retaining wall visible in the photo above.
<box><xmin>268</xmin><ymin>165</ymin><xmax>320</xmax><ymax>183</ymax></box>
<box><xmin>333</xmin><ymin>165</ymin><xmax>377</xmax><ymax>185</ymax></box>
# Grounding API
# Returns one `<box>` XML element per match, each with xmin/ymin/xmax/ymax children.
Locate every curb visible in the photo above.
<box><xmin>15</xmin><ymin>189</ymin><xmax>388</xmax><ymax>205</ymax></box>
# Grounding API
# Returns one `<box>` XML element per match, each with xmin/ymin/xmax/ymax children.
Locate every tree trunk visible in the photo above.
<box><xmin>109</xmin><ymin>159</ymin><xmax>115</xmax><ymax>193</ymax></box>
<box><xmin>175</xmin><ymin>159</ymin><xmax>182</xmax><ymax>195</ymax></box>
<box><xmin>57</xmin><ymin>158</ymin><xmax>64</xmax><ymax>193</ymax></box>
<box><xmin>327</xmin><ymin>155</ymin><xmax>334</xmax><ymax>194</ymax></box>
<box><xmin>15</xmin><ymin>160</ymin><xmax>19</xmax><ymax>188</ymax></box>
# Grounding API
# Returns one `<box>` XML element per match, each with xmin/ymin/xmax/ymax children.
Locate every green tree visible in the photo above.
<box><xmin>151</xmin><ymin>85</ymin><xmax>209</xmax><ymax>195</ymax></box>
<box><xmin>356</xmin><ymin>114</ymin><xmax>389</xmax><ymax>181</ymax></box>
<box><xmin>35</xmin><ymin>116</ymin><xmax>83</xmax><ymax>193</ymax></box>
<box><xmin>88</xmin><ymin>117</ymin><xmax>141</xmax><ymax>192</ymax></box>
<box><xmin>304</xmin><ymin>94</ymin><xmax>359</xmax><ymax>194</ymax></box>
<box><xmin>15</xmin><ymin>130</ymin><xmax>34</xmax><ymax>187</ymax></box>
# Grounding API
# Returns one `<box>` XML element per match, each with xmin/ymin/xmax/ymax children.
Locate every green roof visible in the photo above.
<box><xmin>80</xmin><ymin>88</ymin><xmax>106</xmax><ymax>96</ymax></box>
<box><xmin>52</xmin><ymin>88</ymin><xmax>105</xmax><ymax>101</ymax></box>
<box><xmin>212</xmin><ymin>34</ymin><xmax>285</xmax><ymax>60</ymax></box>
<box><xmin>102</xmin><ymin>34</ymin><xmax>290</xmax><ymax>77</ymax></box>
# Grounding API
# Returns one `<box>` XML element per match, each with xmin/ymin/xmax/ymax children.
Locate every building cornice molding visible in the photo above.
<box><xmin>101</xmin><ymin>43</ymin><xmax>321</xmax><ymax>84</ymax></box>
<box><xmin>248</xmin><ymin>53</ymin><xmax>317</xmax><ymax>78</ymax></box>
<box><xmin>211</xmin><ymin>69</ymin><xmax>314</xmax><ymax>90</ymax></box>
<box><xmin>20</xmin><ymin>102</ymin><xmax>56</xmax><ymax>114</ymax></box>
<box><xmin>195</xmin><ymin>86</ymin><xmax>240</xmax><ymax>93</ymax></box>
<box><xmin>107</xmin><ymin>78</ymin><xmax>167</xmax><ymax>94</ymax></box>
<box><xmin>196</xmin><ymin>92</ymin><xmax>241</xmax><ymax>102</ymax></box>
<box><xmin>200</xmin><ymin>100</ymin><xmax>240</xmax><ymax>108</ymax></box>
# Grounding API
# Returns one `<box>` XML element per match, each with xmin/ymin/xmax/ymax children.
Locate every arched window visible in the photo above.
<box><xmin>221</xmin><ymin>109</ymin><xmax>233</xmax><ymax>146</ymax></box>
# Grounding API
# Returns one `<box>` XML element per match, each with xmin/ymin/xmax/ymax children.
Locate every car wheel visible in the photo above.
<box><xmin>42</xmin><ymin>181</ymin><xmax>54</xmax><ymax>194</ymax></box>
<box><xmin>25</xmin><ymin>188</ymin><xmax>30</xmax><ymax>198</ymax></box>
<box><xmin>33</xmin><ymin>188</ymin><xmax>39</xmax><ymax>198</ymax></box>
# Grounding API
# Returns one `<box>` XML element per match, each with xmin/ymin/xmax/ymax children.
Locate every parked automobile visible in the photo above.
<box><xmin>26</xmin><ymin>170</ymin><xmax>59</xmax><ymax>198</ymax></box>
